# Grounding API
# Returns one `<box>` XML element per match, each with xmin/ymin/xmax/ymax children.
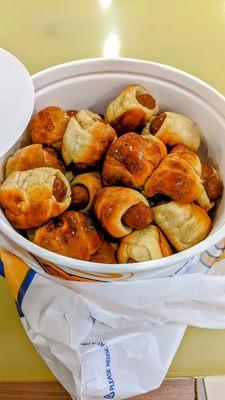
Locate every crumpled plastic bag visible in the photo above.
<box><xmin>1</xmin><ymin>232</ymin><xmax>225</xmax><ymax>400</ymax></box>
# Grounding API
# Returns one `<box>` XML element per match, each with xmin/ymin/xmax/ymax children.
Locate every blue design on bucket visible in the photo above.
<box><xmin>199</xmin><ymin>258</ymin><xmax>211</xmax><ymax>268</ymax></box>
<box><xmin>16</xmin><ymin>301</ymin><xmax>24</xmax><ymax>318</ymax></box>
<box><xmin>0</xmin><ymin>260</ymin><xmax>5</xmax><ymax>277</ymax></box>
<box><xmin>205</xmin><ymin>250</ymin><xmax>222</xmax><ymax>259</ymax></box>
<box><xmin>172</xmin><ymin>259</ymin><xmax>192</xmax><ymax>276</ymax></box>
<box><xmin>215</xmin><ymin>244</ymin><xmax>225</xmax><ymax>251</ymax></box>
<box><xmin>17</xmin><ymin>269</ymin><xmax>36</xmax><ymax>308</ymax></box>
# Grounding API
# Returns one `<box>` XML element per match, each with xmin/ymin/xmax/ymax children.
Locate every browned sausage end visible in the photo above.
<box><xmin>136</xmin><ymin>93</ymin><xmax>156</xmax><ymax>110</ymax></box>
<box><xmin>53</xmin><ymin>177</ymin><xmax>67</xmax><ymax>202</ymax></box>
<box><xmin>71</xmin><ymin>185</ymin><xmax>90</xmax><ymax>209</ymax></box>
<box><xmin>122</xmin><ymin>202</ymin><xmax>153</xmax><ymax>229</ymax></box>
<box><xmin>150</xmin><ymin>113</ymin><xmax>166</xmax><ymax>135</ymax></box>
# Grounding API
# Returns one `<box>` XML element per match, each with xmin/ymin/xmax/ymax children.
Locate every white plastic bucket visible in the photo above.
<box><xmin>1</xmin><ymin>58</ymin><xmax>225</xmax><ymax>281</ymax></box>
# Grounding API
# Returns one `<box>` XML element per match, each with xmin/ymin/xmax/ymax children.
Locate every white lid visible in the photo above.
<box><xmin>0</xmin><ymin>48</ymin><xmax>34</xmax><ymax>158</ymax></box>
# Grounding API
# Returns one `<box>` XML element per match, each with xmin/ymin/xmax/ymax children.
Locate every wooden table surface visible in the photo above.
<box><xmin>0</xmin><ymin>379</ymin><xmax>195</xmax><ymax>400</ymax></box>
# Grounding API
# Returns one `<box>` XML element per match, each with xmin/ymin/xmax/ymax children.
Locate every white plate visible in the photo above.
<box><xmin>0</xmin><ymin>48</ymin><xmax>34</xmax><ymax>158</ymax></box>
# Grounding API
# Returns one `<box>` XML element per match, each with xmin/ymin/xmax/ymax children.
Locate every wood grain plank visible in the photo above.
<box><xmin>0</xmin><ymin>379</ymin><xmax>195</xmax><ymax>400</ymax></box>
<box><xmin>129</xmin><ymin>378</ymin><xmax>195</xmax><ymax>399</ymax></box>
<box><xmin>0</xmin><ymin>382</ymin><xmax>71</xmax><ymax>400</ymax></box>
<box><xmin>195</xmin><ymin>378</ymin><xmax>207</xmax><ymax>400</ymax></box>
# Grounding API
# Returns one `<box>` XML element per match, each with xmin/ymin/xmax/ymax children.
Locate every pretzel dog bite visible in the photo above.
<box><xmin>34</xmin><ymin>211</ymin><xmax>103</xmax><ymax>260</ymax></box>
<box><xmin>153</xmin><ymin>201</ymin><xmax>212</xmax><ymax>251</ymax></box>
<box><xmin>146</xmin><ymin>111</ymin><xmax>201</xmax><ymax>152</ymax></box>
<box><xmin>61</xmin><ymin>110</ymin><xmax>116</xmax><ymax>168</ymax></box>
<box><xmin>93</xmin><ymin>186</ymin><xmax>153</xmax><ymax>238</ymax></box>
<box><xmin>103</xmin><ymin>132</ymin><xmax>167</xmax><ymax>188</ymax></box>
<box><xmin>105</xmin><ymin>85</ymin><xmax>159</xmax><ymax>135</ymax></box>
<box><xmin>117</xmin><ymin>225</ymin><xmax>173</xmax><ymax>263</ymax></box>
<box><xmin>5</xmin><ymin>144</ymin><xmax>65</xmax><ymax>178</ymax></box>
<box><xmin>0</xmin><ymin>167</ymin><xmax>71</xmax><ymax>229</ymax></box>
<box><xmin>71</xmin><ymin>172</ymin><xmax>102</xmax><ymax>212</ymax></box>
<box><xmin>29</xmin><ymin>106</ymin><xmax>69</xmax><ymax>148</ymax></box>
<box><xmin>144</xmin><ymin>146</ymin><xmax>203</xmax><ymax>204</ymax></box>
<box><xmin>170</xmin><ymin>145</ymin><xmax>212</xmax><ymax>210</ymax></box>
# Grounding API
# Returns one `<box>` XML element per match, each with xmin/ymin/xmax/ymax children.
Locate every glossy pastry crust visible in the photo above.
<box><xmin>61</xmin><ymin>110</ymin><xmax>116</xmax><ymax>168</ymax></box>
<box><xmin>117</xmin><ymin>225</ymin><xmax>172</xmax><ymax>263</ymax></box>
<box><xmin>34</xmin><ymin>211</ymin><xmax>103</xmax><ymax>260</ymax></box>
<box><xmin>144</xmin><ymin>149</ymin><xmax>203</xmax><ymax>203</ymax></box>
<box><xmin>105</xmin><ymin>85</ymin><xmax>159</xmax><ymax>135</ymax></box>
<box><xmin>90</xmin><ymin>241</ymin><xmax>117</xmax><ymax>263</ymax></box>
<box><xmin>201</xmin><ymin>163</ymin><xmax>223</xmax><ymax>201</ymax></box>
<box><xmin>71</xmin><ymin>171</ymin><xmax>102</xmax><ymax>212</ymax></box>
<box><xmin>29</xmin><ymin>106</ymin><xmax>69</xmax><ymax>148</ymax></box>
<box><xmin>103</xmin><ymin>132</ymin><xmax>167</xmax><ymax>188</ymax></box>
<box><xmin>147</xmin><ymin>111</ymin><xmax>201</xmax><ymax>152</ymax></box>
<box><xmin>170</xmin><ymin>145</ymin><xmax>212</xmax><ymax>210</ymax></box>
<box><xmin>93</xmin><ymin>186</ymin><xmax>150</xmax><ymax>238</ymax></box>
<box><xmin>153</xmin><ymin>201</ymin><xmax>212</xmax><ymax>251</ymax></box>
<box><xmin>170</xmin><ymin>144</ymin><xmax>201</xmax><ymax>175</ymax></box>
<box><xmin>5</xmin><ymin>144</ymin><xmax>65</xmax><ymax>178</ymax></box>
<box><xmin>0</xmin><ymin>167</ymin><xmax>71</xmax><ymax>229</ymax></box>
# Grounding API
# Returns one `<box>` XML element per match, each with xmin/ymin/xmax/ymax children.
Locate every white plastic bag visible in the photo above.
<box><xmin>1</xmin><ymin>232</ymin><xmax>225</xmax><ymax>400</ymax></box>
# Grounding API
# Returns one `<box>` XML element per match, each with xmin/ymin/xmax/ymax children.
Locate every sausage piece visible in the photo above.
<box><xmin>43</xmin><ymin>145</ymin><xmax>59</xmax><ymax>158</ymax></box>
<box><xmin>136</xmin><ymin>93</ymin><xmax>156</xmax><ymax>110</ymax></box>
<box><xmin>150</xmin><ymin>113</ymin><xmax>166</xmax><ymax>135</ymax></box>
<box><xmin>71</xmin><ymin>185</ymin><xmax>89</xmax><ymax>210</ymax></box>
<box><xmin>53</xmin><ymin>177</ymin><xmax>67</xmax><ymax>202</ymax></box>
<box><xmin>67</xmin><ymin>110</ymin><xmax>78</xmax><ymax>118</ymax></box>
<box><xmin>122</xmin><ymin>202</ymin><xmax>153</xmax><ymax>229</ymax></box>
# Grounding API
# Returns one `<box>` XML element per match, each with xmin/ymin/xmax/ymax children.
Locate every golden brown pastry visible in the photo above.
<box><xmin>91</xmin><ymin>241</ymin><xmax>117</xmax><ymax>264</ymax></box>
<box><xmin>61</xmin><ymin>110</ymin><xmax>116</xmax><ymax>168</ymax></box>
<box><xmin>103</xmin><ymin>132</ymin><xmax>167</xmax><ymax>188</ymax></box>
<box><xmin>93</xmin><ymin>186</ymin><xmax>151</xmax><ymax>238</ymax></box>
<box><xmin>201</xmin><ymin>163</ymin><xmax>223</xmax><ymax>201</ymax></box>
<box><xmin>117</xmin><ymin>225</ymin><xmax>173</xmax><ymax>263</ymax></box>
<box><xmin>70</xmin><ymin>172</ymin><xmax>102</xmax><ymax>212</ymax></box>
<box><xmin>196</xmin><ymin>189</ymin><xmax>213</xmax><ymax>211</ymax></box>
<box><xmin>105</xmin><ymin>85</ymin><xmax>159</xmax><ymax>135</ymax></box>
<box><xmin>0</xmin><ymin>168</ymin><xmax>71</xmax><ymax>229</ymax></box>
<box><xmin>153</xmin><ymin>201</ymin><xmax>212</xmax><ymax>251</ymax></box>
<box><xmin>34</xmin><ymin>211</ymin><xmax>103</xmax><ymax>260</ymax></box>
<box><xmin>144</xmin><ymin>148</ymin><xmax>203</xmax><ymax>204</ymax></box>
<box><xmin>170</xmin><ymin>144</ymin><xmax>201</xmax><ymax>175</ymax></box>
<box><xmin>5</xmin><ymin>144</ymin><xmax>65</xmax><ymax>178</ymax></box>
<box><xmin>29</xmin><ymin>106</ymin><xmax>69</xmax><ymax>148</ymax></box>
<box><xmin>144</xmin><ymin>111</ymin><xmax>201</xmax><ymax>152</ymax></box>
<box><xmin>170</xmin><ymin>145</ymin><xmax>214</xmax><ymax>210</ymax></box>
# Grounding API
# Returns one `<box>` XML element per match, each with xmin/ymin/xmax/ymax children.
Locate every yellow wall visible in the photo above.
<box><xmin>0</xmin><ymin>0</ymin><xmax>225</xmax><ymax>379</ymax></box>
